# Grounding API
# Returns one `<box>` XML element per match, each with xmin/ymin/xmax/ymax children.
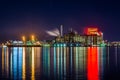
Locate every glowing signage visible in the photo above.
<box><xmin>87</xmin><ymin>28</ymin><xmax>98</xmax><ymax>35</ymax></box>
<box><xmin>84</xmin><ymin>27</ymin><xmax>103</xmax><ymax>36</ymax></box>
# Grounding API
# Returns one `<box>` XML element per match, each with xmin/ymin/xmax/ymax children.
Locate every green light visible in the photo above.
<box><xmin>43</xmin><ymin>44</ymin><xmax>50</xmax><ymax>47</ymax></box>
<box><xmin>100</xmin><ymin>43</ymin><xmax>106</xmax><ymax>47</ymax></box>
<box><xmin>26</xmin><ymin>41</ymin><xmax>32</xmax><ymax>45</ymax></box>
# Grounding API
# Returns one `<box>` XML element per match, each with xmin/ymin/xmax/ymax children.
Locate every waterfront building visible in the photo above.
<box><xmin>54</xmin><ymin>27</ymin><xmax>104</xmax><ymax>46</ymax></box>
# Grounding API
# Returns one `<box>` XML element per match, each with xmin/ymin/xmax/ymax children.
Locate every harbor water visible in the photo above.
<box><xmin>0</xmin><ymin>46</ymin><xmax>120</xmax><ymax>80</ymax></box>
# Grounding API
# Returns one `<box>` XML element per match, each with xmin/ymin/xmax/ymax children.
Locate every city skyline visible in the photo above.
<box><xmin>0</xmin><ymin>0</ymin><xmax>120</xmax><ymax>42</ymax></box>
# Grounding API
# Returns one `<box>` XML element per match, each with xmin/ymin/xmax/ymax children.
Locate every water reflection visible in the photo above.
<box><xmin>31</xmin><ymin>47</ymin><xmax>35</xmax><ymax>80</ymax></box>
<box><xmin>87</xmin><ymin>47</ymin><xmax>99</xmax><ymax>80</ymax></box>
<box><xmin>22</xmin><ymin>47</ymin><xmax>26</xmax><ymax>80</ymax></box>
<box><xmin>1</xmin><ymin>47</ymin><xmax>120</xmax><ymax>80</ymax></box>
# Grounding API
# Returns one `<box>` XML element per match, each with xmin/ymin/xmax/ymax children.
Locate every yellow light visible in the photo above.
<box><xmin>22</xmin><ymin>36</ymin><xmax>26</xmax><ymax>41</ymax></box>
<box><xmin>31</xmin><ymin>47</ymin><xmax>35</xmax><ymax>80</ymax></box>
<box><xmin>2</xmin><ymin>48</ymin><xmax>4</xmax><ymax>76</ymax></box>
<box><xmin>31</xmin><ymin>35</ymin><xmax>35</xmax><ymax>41</ymax></box>
<box><xmin>22</xmin><ymin>47</ymin><xmax>26</xmax><ymax>80</ymax></box>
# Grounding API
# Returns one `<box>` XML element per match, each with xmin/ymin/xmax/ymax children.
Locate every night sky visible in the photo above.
<box><xmin>0</xmin><ymin>0</ymin><xmax>120</xmax><ymax>42</ymax></box>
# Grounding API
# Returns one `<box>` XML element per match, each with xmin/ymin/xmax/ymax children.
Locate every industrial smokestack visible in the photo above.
<box><xmin>60</xmin><ymin>25</ymin><xmax>63</xmax><ymax>37</ymax></box>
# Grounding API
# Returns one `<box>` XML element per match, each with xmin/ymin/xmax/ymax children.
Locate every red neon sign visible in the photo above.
<box><xmin>84</xmin><ymin>27</ymin><xmax>102</xmax><ymax>36</ymax></box>
<box><xmin>87</xmin><ymin>28</ymin><xmax>98</xmax><ymax>35</ymax></box>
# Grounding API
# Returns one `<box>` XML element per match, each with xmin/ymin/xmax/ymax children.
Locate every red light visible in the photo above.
<box><xmin>87</xmin><ymin>28</ymin><xmax>98</xmax><ymax>35</ymax></box>
<box><xmin>98</xmin><ymin>32</ymin><xmax>103</xmax><ymax>36</ymax></box>
<box><xmin>84</xmin><ymin>27</ymin><xmax>102</xmax><ymax>36</ymax></box>
<box><xmin>87</xmin><ymin>47</ymin><xmax>99</xmax><ymax>80</ymax></box>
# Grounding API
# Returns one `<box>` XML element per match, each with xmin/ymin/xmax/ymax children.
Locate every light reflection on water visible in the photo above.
<box><xmin>0</xmin><ymin>47</ymin><xmax>120</xmax><ymax>80</ymax></box>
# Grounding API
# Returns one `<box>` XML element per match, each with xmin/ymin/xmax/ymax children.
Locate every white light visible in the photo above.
<box><xmin>46</xmin><ymin>31</ymin><xmax>58</xmax><ymax>36</ymax></box>
<box><xmin>3</xmin><ymin>45</ymin><xmax>7</xmax><ymax>48</ymax></box>
<box><xmin>46</xmin><ymin>28</ymin><xmax>60</xmax><ymax>36</ymax></box>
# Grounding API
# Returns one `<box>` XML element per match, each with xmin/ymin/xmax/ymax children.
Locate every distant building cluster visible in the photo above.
<box><xmin>54</xmin><ymin>27</ymin><xmax>104</xmax><ymax>46</ymax></box>
<box><xmin>1</xmin><ymin>26</ymin><xmax>120</xmax><ymax>47</ymax></box>
<box><xmin>1</xmin><ymin>35</ymin><xmax>43</xmax><ymax>47</ymax></box>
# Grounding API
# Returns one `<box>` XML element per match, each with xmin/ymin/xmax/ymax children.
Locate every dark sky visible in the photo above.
<box><xmin>0</xmin><ymin>0</ymin><xmax>120</xmax><ymax>42</ymax></box>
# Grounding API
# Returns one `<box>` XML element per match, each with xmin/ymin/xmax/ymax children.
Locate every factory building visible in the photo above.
<box><xmin>54</xmin><ymin>27</ymin><xmax>103</xmax><ymax>46</ymax></box>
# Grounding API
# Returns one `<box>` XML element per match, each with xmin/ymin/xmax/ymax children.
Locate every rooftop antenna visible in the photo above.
<box><xmin>60</xmin><ymin>25</ymin><xmax>63</xmax><ymax>37</ymax></box>
<box><xmin>69</xmin><ymin>28</ymin><xmax>73</xmax><ymax>32</ymax></box>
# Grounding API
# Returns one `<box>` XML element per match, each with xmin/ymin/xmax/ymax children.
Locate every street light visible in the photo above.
<box><xmin>22</xmin><ymin>36</ymin><xmax>26</xmax><ymax>42</ymax></box>
<box><xmin>31</xmin><ymin>35</ymin><xmax>35</xmax><ymax>41</ymax></box>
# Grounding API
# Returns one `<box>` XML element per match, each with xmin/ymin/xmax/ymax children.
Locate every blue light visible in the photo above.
<box><xmin>13</xmin><ymin>47</ymin><xmax>18</xmax><ymax>80</ymax></box>
<box><xmin>77</xmin><ymin>44</ymin><xmax>78</xmax><ymax>46</ymax></box>
<box><xmin>64</xmin><ymin>44</ymin><xmax>66</xmax><ymax>47</ymax></box>
<box><xmin>60</xmin><ymin>44</ymin><xmax>62</xmax><ymax>47</ymax></box>
<box><xmin>54</xmin><ymin>44</ymin><xmax>56</xmax><ymax>47</ymax></box>
<box><xmin>18</xmin><ymin>47</ymin><xmax>22</xmax><ymax>79</ymax></box>
<box><xmin>57</xmin><ymin>44</ymin><xmax>59</xmax><ymax>47</ymax></box>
